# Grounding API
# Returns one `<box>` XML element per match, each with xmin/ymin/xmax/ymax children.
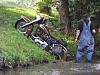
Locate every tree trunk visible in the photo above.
<box><xmin>59</xmin><ymin>0</ymin><xmax>70</xmax><ymax>34</ymax></box>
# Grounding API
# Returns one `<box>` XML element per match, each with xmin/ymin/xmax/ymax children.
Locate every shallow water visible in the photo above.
<box><xmin>0</xmin><ymin>61</ymin><xmax>100</xmax><ymax>75</ymax></box>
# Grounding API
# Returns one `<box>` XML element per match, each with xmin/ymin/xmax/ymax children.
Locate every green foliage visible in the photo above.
<box><xmin>41</xmin><ymin>0</ymin><xmax>53</xmax><ymax>6</ymax></box>
<box><xmin>95</xmin><ymin>33</ymin><xmax>100</xmax><ymax>43</ymax></box>
<box><xmin>95</xmin><ymin>33</ymin><xmax>100</xmax><ymax>56</ymax></box>
<box><xmin>95</xmin><ymin>33</ymin><xmax>100</xmax><ymax>50</ymax></box>
<box><xmin>36</xmin><ymin>0</ymin><xmax>53</xmax><ymax>13</ymax></box>
<box><xmin>36</xmin><ymin>1</ymin><xmax>46</xmax><ymax>12</ymax></box>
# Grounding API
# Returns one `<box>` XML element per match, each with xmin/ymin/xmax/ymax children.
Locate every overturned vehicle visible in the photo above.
<box><xmin>15</xmin><ymin>14</ymin><xmax>68</xmax><ymax>61</ymax></box>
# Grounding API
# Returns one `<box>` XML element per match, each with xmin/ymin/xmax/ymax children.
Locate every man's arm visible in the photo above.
<box><xmin>91</xmin><ymin>21</ymin><xmax>96</xmax><ymax>33</ymax></box>
<box><xmin>75</xmin><ymin>30</ymin><xmax>80</xmax><ymax>41</ymax></box>
<box><xmin>75</xmin><ymin>21</ymin><xmax>82</xmax><ymax>41</ymax></box>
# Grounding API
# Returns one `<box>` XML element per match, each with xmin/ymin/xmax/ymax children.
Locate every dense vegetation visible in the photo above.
<box><xmin>0</xmin><ymin>0</ymin><xmax>100</xmax><ymax>68</ymax></box>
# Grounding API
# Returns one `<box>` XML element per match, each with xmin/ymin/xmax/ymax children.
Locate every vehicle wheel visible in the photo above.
<box><xmin>51</xmin><ymin>44</ymin><xmax>67</xmax><ymax>61</ymax></box>
<box><xmin>15</xmin><ymin>19</ymin><xmax>33</xmax><ymax>37</ymax></box>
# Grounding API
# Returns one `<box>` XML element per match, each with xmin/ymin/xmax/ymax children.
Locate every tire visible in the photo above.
<box><xmin>15</xmin><ymin>19</ymin><xmax>33</xmax><ymax>37</ymax></box>
<box><xmin>52</xmin><ymin>44</ymin><xmax>67</xmax><ymax>60</ymax></box>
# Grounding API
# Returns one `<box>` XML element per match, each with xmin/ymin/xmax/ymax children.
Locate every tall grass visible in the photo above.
<box><xmin>0</xmin><ymin>6</ymin><xmax>54</xmax><ymax>64</ymax></box>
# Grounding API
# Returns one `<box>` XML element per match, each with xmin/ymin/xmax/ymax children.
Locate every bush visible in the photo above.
<box><xmin>36</xmin><ymin>1</ymin><xmax>52</xmax><ymax>15</ymax></box>
<box><xmin>94</xmin><ymin>33</ymin><xmax>100</xmax><ymax>56</ymax></box>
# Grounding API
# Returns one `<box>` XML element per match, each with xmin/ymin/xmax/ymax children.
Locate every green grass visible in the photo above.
<box><xmin>0</xmin><ymin>6</ymin><xmax>54</xmax><ymax>64</ymax></box>
<box><xmin>0</xmin><ymin>6</ymin><xmax>77</xmax><ymax>65</ymax></box>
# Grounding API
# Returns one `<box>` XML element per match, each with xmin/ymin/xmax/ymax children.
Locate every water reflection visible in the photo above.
<box><xmin>0</xmin><ymin>62</ymin><xmax>100</xmax><ymax>75</ymax></box>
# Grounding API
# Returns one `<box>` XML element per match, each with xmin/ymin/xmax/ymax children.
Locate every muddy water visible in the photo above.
<box><xmin>0</xmin><ymin>61</ymin><xmax>100</xmax><ymax>75</ymax></box>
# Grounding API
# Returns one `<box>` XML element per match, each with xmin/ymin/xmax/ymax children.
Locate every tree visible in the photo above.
<box><xmin>36</xmin><ymin>0</ymin><xmax>100</xmax><ymax>34</ymax></box>
<box><xmin>58</xmin><ymin>0</ymin><xmax>70</xmax><ymax>34</ymax></box>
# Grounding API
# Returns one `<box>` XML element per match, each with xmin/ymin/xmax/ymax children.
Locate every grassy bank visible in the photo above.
<box><xmin>0</xmin><ymin>6</ymin><xmax>54</xmax><ymax>68</ymax></box>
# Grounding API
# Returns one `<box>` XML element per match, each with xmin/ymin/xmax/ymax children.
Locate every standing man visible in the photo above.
<box><xmin>75</xmin><ymin>14</ymin><xmax>96</xmax><ymax>63</ymax></box>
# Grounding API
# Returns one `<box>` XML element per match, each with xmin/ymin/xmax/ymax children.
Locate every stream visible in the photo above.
<box><xmin>0</xmin><ymin>61</ymin><xmax>100</xmax><ymax>75</ymax></box>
